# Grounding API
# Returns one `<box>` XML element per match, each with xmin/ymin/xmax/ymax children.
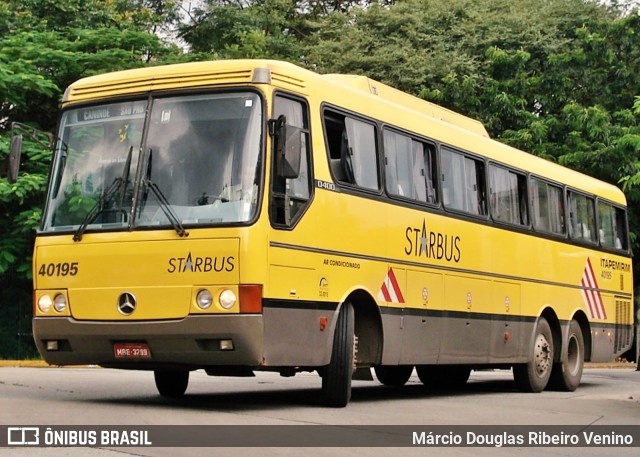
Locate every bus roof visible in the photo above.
<box><xmin>62</xmin><ymin>59</ymin><xmax>626</xmax><ymax>206</ymax></box>
<box><xmin>320</xmin><ymin>74</ymin><xmax>490</xmax><ymax>138</ymax></box>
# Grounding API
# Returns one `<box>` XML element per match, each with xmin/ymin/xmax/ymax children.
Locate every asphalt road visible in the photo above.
<box><xmin>0</xmin><ymin>365</ymin><xmax>638</xmax><ymax>456</ymax></box>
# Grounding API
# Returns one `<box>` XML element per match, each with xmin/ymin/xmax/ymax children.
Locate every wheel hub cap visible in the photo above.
<box><xmin>534</xmin><ymin>334</ymin><xmax>551</xmax><ymax>377</ymax></box>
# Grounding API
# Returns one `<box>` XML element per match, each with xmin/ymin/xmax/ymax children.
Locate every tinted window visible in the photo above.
<box><xmin>568</xmin><ymin>191</ymin><xmax>596</xmax><ymax>243</ymax></box>
<box><xmin>530</xmin><ymin>178</ymin><xmax>565</xmax><ymax>234</ymax></box>
<box><xmin>597</xmin><ymin>201</ymin><xmax>628</xmax><ymax>250</ymax></box>
<box><xmin>489</xmin><ymin>165</ymin><xmax>528</xmax><ymax>225</ymax></box>
<box><xmin>384</xmin><ymin>129</ymin><xmax>437</xmax><ymax>204</ymax></box>
<box><xmin>271</xmin><ymin>95</ymin><xmax>311</xmax><ymax>226</ymax></box>
<box><xmin>441</xmin><ymin>148</ymin><xmax>486</xmax><ymax>215</ymax></box>
<box><xmin>324</xmin><ymin>110</ymin><xmax>379</xmax><ymax>191</ymax></box>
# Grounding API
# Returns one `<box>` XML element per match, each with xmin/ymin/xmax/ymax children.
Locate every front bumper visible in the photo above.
<box><xmin>33</xmin><ymin>315</ymin><xmax>264</xmax><ymax>369</ymax></box>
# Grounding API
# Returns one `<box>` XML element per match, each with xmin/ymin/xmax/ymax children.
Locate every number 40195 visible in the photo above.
<box><xmin>38</xmin><ymin>262</ymin><xmax>79</xmax><ymax>277</ymax></box>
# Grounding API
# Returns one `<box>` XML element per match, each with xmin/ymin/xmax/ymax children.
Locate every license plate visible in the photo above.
<box><xmin>113</xmin><ymin>342</ymin><xmax>151</xmax><ymax>359</ymax></box>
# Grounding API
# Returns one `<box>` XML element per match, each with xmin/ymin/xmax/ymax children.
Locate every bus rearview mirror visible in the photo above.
<box><xmin>275</xmin><ymin>115</ymin><xmax>302</xmax><ymax>179</ymax></box>
<box><xmin>8</xmin><ymin>134</ymin><xmax>23</xmax><ymax>184</ymax></box>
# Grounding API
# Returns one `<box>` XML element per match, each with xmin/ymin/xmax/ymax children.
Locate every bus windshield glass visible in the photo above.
<box><xmin>42</xmin><ymin>92</ymin><xmax>263</xmax><ymax>233</ymax></box>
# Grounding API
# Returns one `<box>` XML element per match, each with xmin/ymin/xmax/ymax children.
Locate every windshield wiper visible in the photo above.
<box><xmin>73</xmin><ymin>146</ymin><xmax>133</xmax><ymax>242</ymax></box>
<box><xmin>144</xmin><ymin>179</ymin><xmax>189</xmax><ymax>238</ymax></box>
<box><xmin>141</xmin><ymin>149</ymin><xmax>189</xmax><ymax>238</ymax></box>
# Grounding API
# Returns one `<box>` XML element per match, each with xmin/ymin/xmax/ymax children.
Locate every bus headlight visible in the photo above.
<box><xmin>53</xmin><ymin>294</ymin><xmax>67</xmax><ymax>312</ymax></box>
<box><xmin>38</xmin><ymin>295</ymin><xmax>53</xmax><ymax>313</ymax></box>
<box><xmin>219</xmin><ymin>289</ymin><xmax>237</xmax><ymax>309</ymax></box>
<box><xmin>196</xmin><ymin>289</ymin><xmax>213</xmax><ymax>310</ymax></box>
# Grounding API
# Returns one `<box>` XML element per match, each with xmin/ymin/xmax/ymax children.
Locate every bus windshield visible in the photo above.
<box><xmin>42</xmin><ymin>92</ymin><xmax>263</xmax><ymax>233</ymax></box>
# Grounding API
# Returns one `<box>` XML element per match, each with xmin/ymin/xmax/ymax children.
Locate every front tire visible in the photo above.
<box><xmin>321</xmin><ymin>302</ymin><xmax>355</xmax><ymax>407</ymax></box>
<box><xmin>549</xmin><ymin>320</ymin><xmax>585</xmax><ymax>391</ymax></box>
<box><xmin>513</xmin><ymin>317</ymin><xmax>554</xmax><ymax>392</ymax></box>
<box><xmin>154</xmin><ymin>370</ymin><xmax>189</xmax><ymax>398</ymax></box>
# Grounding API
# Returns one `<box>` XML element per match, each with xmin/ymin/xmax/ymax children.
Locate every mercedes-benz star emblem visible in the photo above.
<box><xmin>117</xmin><ymin>292</ymin><xmax>137</xmax><ymax>315</ymax></box>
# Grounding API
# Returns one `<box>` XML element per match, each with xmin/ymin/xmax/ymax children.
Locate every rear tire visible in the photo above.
<box><xmin>549</xmin><ymin>320</ymin><xmax>584</xmax><ymax>391</ymax></box>
<box><xmin>154</xmin><ymin>370</ymin><xmax>189</xmax><ymax>398</ymax></box>
<box><xmin>374</xmin><ymin>366</ymin><xmax>413</xmax><ymax>386</ymax></box>
<box><xmin>513</xmin><ymin>317</ymin><xmax>553</xmax><ymax>393</ymax></box>
<box><xmin>416</xmin><ymin>365</ymin><xmax>471</xmax><ymax>389</ymax></box>
<box><xmin>321</xmin><ymin>302</ymin><xmax>355</xmax><ymax>407</ymax></box>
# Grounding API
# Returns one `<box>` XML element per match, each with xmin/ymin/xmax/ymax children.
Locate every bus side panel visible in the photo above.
<box><xmin>438</xmin><ymin>275</ymin><xmax>491</xmax><ymax>363</ymax></box>
<box><xmin>379</xmin><ymin>312</ymin><xmax>402</xmax><ymax>365</ymax></box>
<box><xmin>488</xmin><ymin>281</ymin><xmax>524</xmax><ymax>363</ymax></box>
<box><xmin>262</xmin><ymin>303</ymin><xmax>337</xmax><ymax>367</ymax></box>
<box><xmin>591</xmin><ymin>322</ymin><xmax>616</xmax><ymax>362</ymax></box>
<box><xmin>397</xmin><ymin>269</ymin><xmax>443</xmax><ymax>365</ymax></box>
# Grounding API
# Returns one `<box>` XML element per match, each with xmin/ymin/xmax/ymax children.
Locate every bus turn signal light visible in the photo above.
<box><xmin>239</xmin><ymin>284</ymin><xmax>263</xmax><ymax>314</ymax></box>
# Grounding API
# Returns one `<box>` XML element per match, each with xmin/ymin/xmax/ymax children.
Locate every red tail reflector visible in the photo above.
<box><xmin>239</xmin><ymin>284</ymin><xmax>263</xmax><ymax>314</ymax></box>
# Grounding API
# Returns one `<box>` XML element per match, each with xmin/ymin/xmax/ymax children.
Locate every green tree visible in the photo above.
<box><xmin>179</xmin><ymin>0</ymin><xmax>304</xmax><ymax>59</ymax></box>
<box><xmin>176</xmin><ymin>0</ymin><xmax>391</xmax><ymax>60</ymax></box>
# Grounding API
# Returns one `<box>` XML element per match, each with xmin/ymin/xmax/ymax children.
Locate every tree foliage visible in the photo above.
<box><xmin>179</xmin><ymin>0</ymin><xmax>303</xmax><ymax>59</ymax></box>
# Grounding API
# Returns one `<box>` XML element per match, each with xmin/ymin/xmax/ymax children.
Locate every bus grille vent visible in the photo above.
<box><xmin>271</xmin><ymin>71</ymin><xmax>306</xmax><ymax>90</ymax></box>
<box><xmin>67</xmin><ymin>69</ymin><xmax>254</xmax><ymax>102</ymax></box>
<box><xmin>614</xmin><ymin>298</ymin><xmax>632</xmax><ymax>354</ymax></box>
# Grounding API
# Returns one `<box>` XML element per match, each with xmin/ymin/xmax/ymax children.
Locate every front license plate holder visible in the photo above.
<box><xmin>113</xmin><ymin>342</ymin><xmax>152</xmax><ymax>359</ymax></box>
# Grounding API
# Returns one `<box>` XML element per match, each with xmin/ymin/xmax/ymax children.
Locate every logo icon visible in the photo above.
<box><xmin>7</xmin><ymin>427</ymin><xmax>40</xmax><ymax>445</ymax></box>
<box><xmin>117</xmin><ymin>292</ymin><xmax>137</xmax><ymax>315</ymax></box>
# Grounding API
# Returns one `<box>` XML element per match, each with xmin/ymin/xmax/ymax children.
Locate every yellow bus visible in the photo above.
<box><xmin>23</xmin><ymin>59</ymin><xmax>633</xmax><ymax>407</ymax></box>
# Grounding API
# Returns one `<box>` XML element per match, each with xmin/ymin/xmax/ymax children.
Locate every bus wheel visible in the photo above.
<box><xmin>416</xmin><ymin>365</ymin><xmax>471</xmax><ymax>389</ymax></box>
<box><xmin>549</xmin><ymin>320</ymin><xmax>585</xmax><ymax>391</ymax></box>
<box><xmin>154</xmin><ymin>369</ymin><xmax>189</xmax><ymax>398</ymax></box>
<box><xmin>321</xmin><ymin>302</ymin><xmax>355</xmax><ymax>407</ymax></box>
<box><xmin>374</xmin><ymin>366</ymin><xmax>413</xmax><ymax>386</ymax></box>
<box><xmin>513</xmin><ymin>317</ymin><xmax>553</xmax><ymax>393</ymax></box>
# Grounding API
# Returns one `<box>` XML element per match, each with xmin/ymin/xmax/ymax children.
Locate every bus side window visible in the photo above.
<box><xmin>531</xmin><ymin>178</ymin><xmax>565</xmax><ymax>235</ymax></box>
<box><xmin>270</xmin><ymin>95</ymin><xmax>311</xmax><ymax>227</ymax></box>
<box><xmin>598</xmin><ymin>201</ymin><xmax>628</xmax><ymax>250</ymax></box>
<box><xmin>614</xmin><ymin>206</ymin><xmax>629</xmax><ymax>250</ymax></box>
<box><xmin>421</xmin><ymin>142</ymin><xmax>438</xmax><ymax>204</ymax></box>
<box><xmin>324</xmin><ymin>110</ymin><xmax>379</xmax><ymax>190</ymax></box>
<box><xmin>568</xmin><ymin>191</ymin><xmax>596</xmax><ymax>243</ymax></box>
<box><xmin>489</xmin><ymin>164</ymin><xmax>528</xmax><ymax>226</ymax></box>
<box><xmin>383</xmin><ymin>128</ymin><xmax>438</xmax><ymax>204</ymax></box>
<box><xmin>441</xmin><ymin>147</ymin><xmax>486</xmax><ymax>216</ymax></box>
